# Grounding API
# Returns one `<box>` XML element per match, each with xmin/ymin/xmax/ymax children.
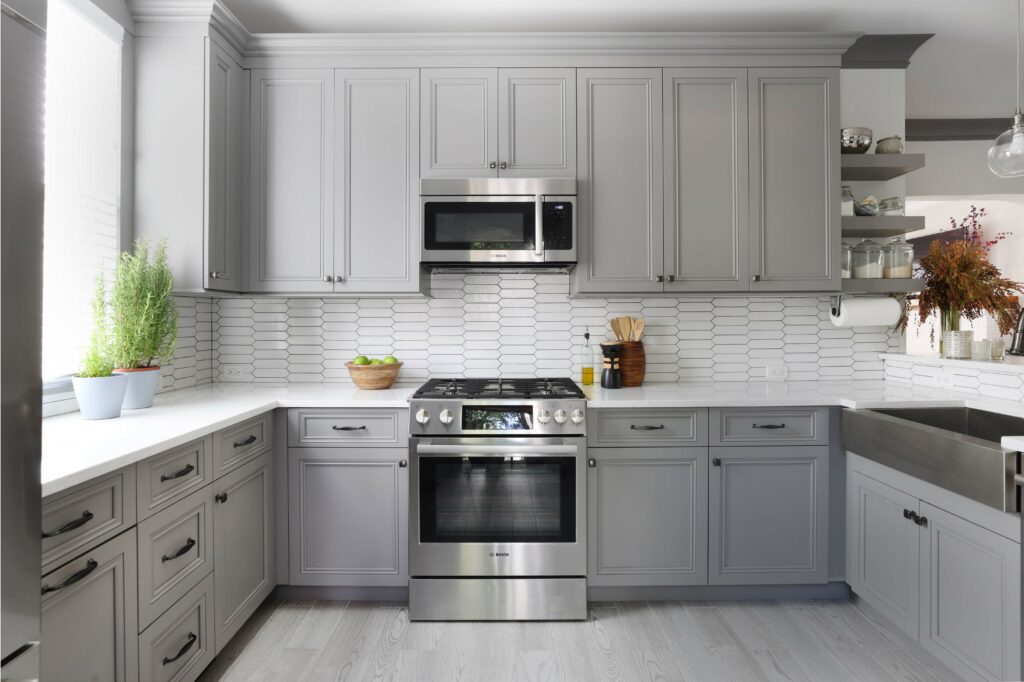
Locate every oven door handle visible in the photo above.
<box><xmin>414</xmin><ymin>443</ymin><xmax>579</xmax><ymax>457</ymax></box>
<box><xmin>534</xmin><ymin>194</ymin><xmax>544</xmax><ymax>258</ymax></box>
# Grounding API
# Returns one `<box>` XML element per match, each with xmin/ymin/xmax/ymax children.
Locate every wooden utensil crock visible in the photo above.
<box><xmin>618</xmin><ymin>341</ymin><xmax>646</xmax><ymax>387</ymax></box>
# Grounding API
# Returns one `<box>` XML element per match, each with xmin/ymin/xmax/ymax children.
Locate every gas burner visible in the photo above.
<box><xmin>413</xmin><ymin>378</ymin><xmax>585</xmax><ymax>400</ymax></box>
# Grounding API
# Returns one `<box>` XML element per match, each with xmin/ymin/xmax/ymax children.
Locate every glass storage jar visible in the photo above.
<box><xmin>881</xmin><ymin>236</ymin><xmax>914</xmax><ymax>278</ymax></box>
<box><xmin>841</xmin><ymin>243</ymin><xmax>852</xmax><ymax>279</ymax></box>
<box><xmin>878</xmin><ymin>197</ymin><xmax>905</xmax><ymax>216</ymax></box>
<box><xmin>851</xmin><ymin>239</ymin><xmax>883</xmax><ymax>279</ymax></box>
<box><xmin>840</xmin><ymin>185</ymin><xmax>855</xmax><ymax>217</ymax></box>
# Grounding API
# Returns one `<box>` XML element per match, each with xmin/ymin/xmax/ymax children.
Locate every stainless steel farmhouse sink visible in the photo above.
<box><xmin>843</xmin><ymin>407</ymin><xmax>1024</xmax><ymax>512</ymax></box>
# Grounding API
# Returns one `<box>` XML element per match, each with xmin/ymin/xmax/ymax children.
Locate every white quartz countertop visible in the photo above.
<box><xmin>43</xmin><ymin>379</ymin><xmax>1023</xmax><ymax>498</ymax></box>
<box><xmin>1004</xmin><ymin>436</ymin><xmax>1024</xmax><ymax>452</ymax></box>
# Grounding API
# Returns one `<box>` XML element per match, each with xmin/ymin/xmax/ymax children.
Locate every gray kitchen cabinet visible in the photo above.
<box><xmin>334</xmin><ymin>69</ymin><xmax>425</xmax><ymax>293</ymax></box>
<box><xmin>748</xmin><ymin>68</ymin><xmax>840</xmax><ymax>291</ymax></box>
<box><xmin>134</xmin><ymin>31</ymin><xmax>246</xmax><ymax>293</ymax></box>
<box><xmin>846</xmin><ymin>471</ymin><xmax>920</xmax><ymax>638</ymax></box>
<box><xmin>138</xmin><ymin>573</ymin><xmax>214</xmax><ymax>682</ymax></box>
<box><xmin>574</xmin><ymin>68</ymin><xmax>664</xmax><ymax>294</ymax></box>
<box><xmin>213</xmin><ymin>452</ymin><xmax>274</xmax><ymax>654</ymax></box>
<box><xmin>662</xmin><ymin>68</ymin><xmax>749</xmax><ymax>292</ymax></box>
<box><xmin>248</xmin><ymin>68</ymin><xmax>335</xmax><ymax>293</ymax></box>
<box><xmin>41</xmin><ymin>529</ymin><xmax>139</xmax><ymax>682</ymax></box>
<box><xmin>919</xmin><ymin>502</ymin><xmax>1020</xmax><ymax>682</ymax></box>
<box><xmin>588</xmin><ymin>447</ymin><xmax>708</xmax><ymax>586</ymax></box>
<box><xmin>421</xmin><ymin>68</ymin><xmax>575</xmax><ymax>178</ymax></box>
<box><xmin>709</xmin><ymin>446</ymin><xmax>829</xmax><ymax>585</ymax></box>
<box><xmin>288</xmin><ymin>447</ymin><xmax>408</xmax><ymax>586</ymax></box>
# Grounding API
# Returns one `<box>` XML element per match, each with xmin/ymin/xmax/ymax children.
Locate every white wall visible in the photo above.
<box><xmin>907</xmin><ymin>139</ymin><xmax>1024</xmax><ymax>196</ymax></box>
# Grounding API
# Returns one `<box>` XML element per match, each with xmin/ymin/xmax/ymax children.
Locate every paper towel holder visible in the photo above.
<box><xmin>830</xmin><ymin>295</ymin><xmax>842</xmax><ymax>317</ymax></box>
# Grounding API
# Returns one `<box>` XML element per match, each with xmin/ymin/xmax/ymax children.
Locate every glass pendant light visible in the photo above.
<box><xmin>989</xmin><ymin>0</ymin><xmax>1024</xmax><ymax>177</ymax></box>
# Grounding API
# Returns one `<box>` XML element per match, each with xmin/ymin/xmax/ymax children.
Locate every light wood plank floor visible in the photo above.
<box><xmin>199</xmin><ymin>598</ymin><xmax>960</xmax><ymax>681</ymax></box>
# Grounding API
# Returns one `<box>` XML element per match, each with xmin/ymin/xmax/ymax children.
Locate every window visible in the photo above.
<box><xmin>42</xmin><ymin>0</ymin><xmax>124</xmax><ymax>385</ymax></box>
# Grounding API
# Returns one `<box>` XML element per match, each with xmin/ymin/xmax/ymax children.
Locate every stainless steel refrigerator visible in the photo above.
<box><xmin>1</xmin><ymin>1</ymin><xmax>46</xmax><ymax>678</ymax></box>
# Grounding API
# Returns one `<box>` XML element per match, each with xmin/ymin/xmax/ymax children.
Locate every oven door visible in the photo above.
<box><xmin>410</xmin><ymin>437</ymin><xmax>586</xmax><ymax>577</ymax></box>
<box><xmin>421</xmin><ymin>196</ymin><xmax>576</xmax><ymax>264</ymax></box>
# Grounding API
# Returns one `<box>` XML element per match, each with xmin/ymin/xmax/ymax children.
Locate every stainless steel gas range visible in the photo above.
<box><xmin>408</xmin><ymin>378</ymin><xmax>587</xmax><ymax>621</ymax></box>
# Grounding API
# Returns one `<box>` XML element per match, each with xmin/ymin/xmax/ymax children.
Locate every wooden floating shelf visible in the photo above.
<box><xmin>841</xmin><ymin>278</ymin><xmax>924</xmax><ymax>294</ymax></box>
<box><xmin>840</xmin><ymin>153</ymin><xmax>926</xmax><ymax>181</ymax></box>
<box><xmin>841</xmin><ymin>216</ymin><xmax>926</xmax><ymax>238</ymax></box>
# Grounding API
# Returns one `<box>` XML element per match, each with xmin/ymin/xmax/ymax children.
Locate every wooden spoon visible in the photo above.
<box><xmin>633</xmin><ymin>318</ymin><xmax>644</xmax><ymax>341</ymax></box>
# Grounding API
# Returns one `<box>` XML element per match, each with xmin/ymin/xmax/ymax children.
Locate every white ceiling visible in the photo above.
<box><xmin>221</xmin><ymin>0</ymin><xmax>1021</xmax><ymax>119</ymax></box>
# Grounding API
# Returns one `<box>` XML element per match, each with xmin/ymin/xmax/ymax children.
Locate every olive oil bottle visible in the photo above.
<box><xmin>578</xmin><ymin>329</ymin><xmax>595</xmax><ymax>385</ymax></box>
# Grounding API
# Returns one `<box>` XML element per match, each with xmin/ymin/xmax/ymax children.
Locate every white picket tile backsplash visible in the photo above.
<box><xmin>157</xmin><ymin>297</ymin><xmax>214</xmax><ymax>393</ymax></box>
<box><xmin>882</xmin><ymin>353</ymin><xmax>1024</xmax><ymax>402</ymax></box>
<box><xmin>210</xmin><ymin>273</ymin><xmax>900</xmax><ymax>384</ymax></box>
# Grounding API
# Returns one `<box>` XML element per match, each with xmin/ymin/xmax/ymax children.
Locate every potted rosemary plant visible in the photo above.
<box><xmin>907</xmin><ymin>207</ymin><xmax>1023</xmax><ymax>358</ymax></box>
<box><xmin>110</xmin><ymin>241</ymin><xmax>177</xmax><ymax>409</ymax></box>
<box><xmin>71</xmin><ymin>275</ymin><xmax>128</xmax><ymax>419</ymax></box>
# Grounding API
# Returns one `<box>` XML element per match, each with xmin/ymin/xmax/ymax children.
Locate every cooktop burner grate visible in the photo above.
<box><xmin>413</xmin><ymin>378</ymin><xmax>585</xmax><ymax>400</ymax></box>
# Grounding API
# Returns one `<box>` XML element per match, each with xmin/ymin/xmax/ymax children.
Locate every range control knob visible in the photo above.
<box><xmin>439</xmin><ymin>408</ymin><xmax>454</xmax><ymax>426</ymax></box>
<box><xmin>415</xmin><ymin>408</ymin><xmax>431</xmax><ymax>425</ymax></box>
<box><xmin>553</xmin><ymin>409</ymin><xmax>568</xmax><ymax>425</ymax></box>
<box><xmin>570</xmin><ymin>408</ymin><xmax>585</xmax><ymax>425</ymax></box>
<box><xmin>537</xmin><ymin>409</ymin><xmax>552</xmax><ymax>424</ymax></box>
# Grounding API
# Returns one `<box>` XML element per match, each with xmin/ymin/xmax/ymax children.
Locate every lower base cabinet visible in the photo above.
<box><xmin>848</xmin><ymin>459</ymin><xmax>1021</xmax><ymax>682</ymax></box>
<box><xmin>588</xmin><ymin>447</ymin><xmax>708</xmax><ymax>586</ymax></box>
<box><xmin>138</xmin><ymin>573</ymin><xmax>214</xmax><ymax>682</ymax></box>
<box><xmin>213</xmin><ymin>452</ymin><xmax>275</xmax><ymax>654</ymax></box>
<box><xmin>709</xmin><ymin>446</ymin><xmax>828</xmax><ymax>585</ymax></box>
<box><xmin>289</xmin><ymin>447</ymin><xmax>408</xmax><ymax>586</ymax></box>
<box><xmin>41</xmin><ymin>529</ymin><xmax>139</xmax><ymax>682</ymax></box>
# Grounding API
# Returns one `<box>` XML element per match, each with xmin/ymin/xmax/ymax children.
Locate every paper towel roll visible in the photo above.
<box><xmin>829</xmin><ymin>297</ymin><xmax>901</xmax><ymax>327</ymax></box>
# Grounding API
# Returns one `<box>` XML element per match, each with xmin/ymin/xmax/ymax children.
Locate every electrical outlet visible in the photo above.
<box><xmin>765</xmin><ymin>363</ymin><xmax>788</xmax><ymax>381</ymax></box>
<box><xmin>222</xmin><ymin>365</ymin><xmax>244</xmax><ymax>380</ymax></box>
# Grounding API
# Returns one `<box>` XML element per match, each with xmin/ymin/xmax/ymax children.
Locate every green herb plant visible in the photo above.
<box><xmin>109</xmin><ymin>241</ymin><xmax>178</xmax><ymax>369</ymax></box>
<box><xmin>78</xmin><ymin>273</ymin><xmax>114</xmax><ymax>378</ymax></box>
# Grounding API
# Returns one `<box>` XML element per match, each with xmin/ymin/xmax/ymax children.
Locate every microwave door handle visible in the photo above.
<box><xmin>534</xmin><ymin>194</ymin><xmax>544</xmax><ymax>258</ymax></box>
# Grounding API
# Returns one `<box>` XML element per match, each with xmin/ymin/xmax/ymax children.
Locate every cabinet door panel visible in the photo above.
<box><xmin>498</xmin><ymin>68</ymin><xmax>575</xmax><ymax>178</ymax></box>
<box><xmin>249</xmin><ymin>69</ymin><xmax>334</xmax><ymax>292</ymax></box>
<box><xmin>335</xmin><ymin>70</ymin><xmax>421</xmax><ymax>293</ymax></box>
<box><xmin>574</xmin><ymin>69</ymin><xmax>664</xmax><ymax>293</ymax></box>
<box><xmin>663</xmin><ymin>68</ymin><xmax>748</xmax><ymax>291</ymax></box>
<box><xmin>421</xmin><ymin>68</ymin><xmax>497</xmax><ymax>178</ymax></box>
<box><xmin>204</xmin><ymin>39</ymin><xmax>243</xmax><ymax>292</ymax></box>
<box><xmin>588</xmin><ymin>447</ymin><xmax>707</xmax><ymax>586</ymax></box>
<box><xmin>919</xmin><ymin>502</ymin><xmax>1020</xmax><ymax>682</ymax></box>
<box><xmin>41</xmin><ymin>530</ymin><xmax>138</xmax><ymax>682</ymax></box>
<box><xmin>749</xmin><ymin>68</ymin><xmax>839</xmax><ymax>291</ymax></box>
<box><xmin>213</xmin><ymin>452</ymin><xmax>274</xmax><ymax>654</ymax></box>
<box><xmin>846</xmin><ymin>471</ymin><xmax>920</xmax><ymax>638</ymax></box>
<box><xmin>289</xmin><ymin>448</ymin><xmax>408</xmax><ymax>586</ymax></box>
<box><xmin>709</xmin><ymin>446</ymin><xmax>828</xmax><ymax>584</ymax></box>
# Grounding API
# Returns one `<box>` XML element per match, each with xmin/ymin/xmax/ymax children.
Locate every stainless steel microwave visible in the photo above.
<box><xmin>420</xmin><ymin>178</ymin><xmax>576</xmax><ymax>267</ymax></box>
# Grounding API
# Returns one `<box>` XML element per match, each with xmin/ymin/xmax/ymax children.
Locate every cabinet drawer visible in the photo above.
<box><xmin>137</xmin><ymin>438</ymin><xmax>213</xmax><ymax>520</ymax></box>
<box><xmin>711</xmin><ymin>407</ymin><xmax>828</xmax><ymax>446</ymax></box>
<box><xmin>42</xmin><ymin>468</ymin><xmax>136</xmax><ymax>573</ymax></box>
<box><xmin>289</xmin><ymin>408</ymin><xmax>407</xmax><ymax>447</ymax></box>
<box><xmin>138</xmin><ymin>573</ymin><xmax>214</xmax><ymax>682</ymax></box>
<box><xmin>214</xmin><ymin>412</ymin><xmax>271</xmax><ymax>477</ymax></box>
<box><xmin>137</xmin><ymin>487</ymin><xmax>214</xmax><ymax>630</ymax></box>
<box><xmin>588</xmin><ymin>409</ymin><xmax>707</xmax><ymax>447</ymax></box>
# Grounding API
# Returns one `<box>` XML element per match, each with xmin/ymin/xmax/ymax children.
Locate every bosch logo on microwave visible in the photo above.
<box><xmin>490</xmin><ymin>552</ymin><xmax>510</xmax><ymax>558</ymax></box>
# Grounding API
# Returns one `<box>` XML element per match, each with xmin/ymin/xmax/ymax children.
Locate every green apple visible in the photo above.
<box><xmin>383</xmin><ymin>356</ymin><xmax>399</xmax><ymax>364</ymax></box>
<box><xmin>369</xmin><ymin>359</ymin><xmax>384</xmax><ymax>365</ymax></box>
<box><xmin>352</xmin><ymin>355</ymin><xmax>370</xmax><ymax>365</ymax></box>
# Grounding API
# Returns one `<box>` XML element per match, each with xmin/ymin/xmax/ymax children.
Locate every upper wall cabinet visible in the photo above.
<box><xmin>135</xmin><ymin>32</ymin><xmax>247</xmax><ymax>293</ymax></box>
<box><xmin>748</xmin><ymin>68</ymin><xmax>840</xmax><ymax>292</ymax></box>
<box><xmin>421</xmin><ymin>68</ymin><xmax>576</xmax><ymax>178</ymax></box>
<box><xmin>248</xmin><ymin>68</ymin><xmax>424</xmax><ymax>295</ymax></box>
<box><xmin>574</xmin><ymin>69</ymin><xmax>664</xmax><ymax>294</ymax></box>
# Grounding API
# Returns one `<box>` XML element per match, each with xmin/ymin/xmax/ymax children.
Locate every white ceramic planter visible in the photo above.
<box><xmin>114</xmin><ymin>366</ymin><xmax>161</xmax><ymax>409</ymax></box>
<box><xmin>72</xmin><ymin>374</ymin><xmax>129</xmax><ymax>420</ymax></box>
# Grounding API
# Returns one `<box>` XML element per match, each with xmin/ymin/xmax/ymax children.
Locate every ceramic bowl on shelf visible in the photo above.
<box><xmin>841</xmin><ymin>127</ymin><xmax>873</xmax><ymax>154</ymax></box>
<box><xmin>874</xmin><ymin>135</ymin><xmax>904</xmax><ymax>154</ymax></box>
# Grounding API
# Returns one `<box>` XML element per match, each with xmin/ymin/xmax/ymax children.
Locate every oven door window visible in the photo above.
<box><xmin>419</xmin><ymin>456</ymin><xmax>576</xmax><ymax>543</ymax></box>
<box><xmin>424</xmin><ymin>201</ymin><xmax>535</xmax><ymax>251</ymax></box>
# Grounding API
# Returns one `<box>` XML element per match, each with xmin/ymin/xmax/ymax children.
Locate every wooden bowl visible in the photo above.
<box><xmin>345</xmin><ymin>362</ymin><xmax>402</xmax><ymax>390</ymax></box>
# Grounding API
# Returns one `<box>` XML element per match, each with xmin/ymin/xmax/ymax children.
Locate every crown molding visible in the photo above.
<box><xmin>209</xmin><ymin>1</ymin><xmax>249</xmax><ymax>55</ymax></box>
<box><xmin>841</xmin><ymin>34</ymin><xmax>933</xmax><ymax>69</ymax></box>
<box><xmin>127</xmin><ymin>0</ymin><xmax>249</xmax><ymax>53</ymax></box>
<box><xmin>243</xmin><ymin>31</ymin><xmax>861</xmax><ymax>59</ymax></box>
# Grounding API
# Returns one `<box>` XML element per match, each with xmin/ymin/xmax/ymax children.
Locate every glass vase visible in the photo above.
<box><xmin>940</xmin><ymin>309</ymin><xmax>972</xmax><ymax>359</ymax></box>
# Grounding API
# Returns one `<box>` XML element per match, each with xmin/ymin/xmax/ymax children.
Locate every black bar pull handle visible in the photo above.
<box><xmin>752</xmin><ymin>423</ymin><xmax>786</xmax><ymax>430</ymax></box>
<box><xmin>42</xmin><ymin>510</ymin><xmax>94</xmax><ymax>538</ymax></box>
<box><xmin>162</xmin><ymin>632</ymin><xmax>197</xmax><ymax>665</ymax></box>
<box><xmin>41</xmin><ymin>559</ymin><xmax>98</xmax><ymax>594</ymax></box>
<box><xmin>332</xmin><ymin>425</ymin><xmax>367</xmax><ymax>431</ymax></box>
<box><xmin>160</xmin><ymin>464</ymin><xmax>195</xmax><ymax>482</ymax></box>
<box><xmin>233</xmin><ymin>434</ymin><xmax>257</xmax><ymax>448</ymax></box>
<box><xmin>162</xmin><ymin>538</ymin><xmax>196</xmax><ymax>563</ymax></box>
<box><xmin>712</xmin><ymin>458</ymin><xmax>722</xmax><ymax>467</ymax></box>
<box><xmin>903</xmin><ymin>509</ymin><xmax>915</xmax><ymax>520</ymax></box>
<box><xmin>215</xmin><ymin>492</ymin><xmax>228</xmax><ymax>504</ymax></box>
<box><xmin>630</xmin><ymin>424</ymin><xmax>665</xmax><ymax>431</ymax></box>
<box><xmin>915</xmin><ymin>515</ymin><xmax>929</xmax><ymax>527</ymax></box>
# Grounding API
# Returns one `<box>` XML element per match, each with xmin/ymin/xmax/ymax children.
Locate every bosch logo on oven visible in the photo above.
<box><xmin>490</xmin><ymin>552</ymin><xmax>510</xmax><ymax>558</ymax></box>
